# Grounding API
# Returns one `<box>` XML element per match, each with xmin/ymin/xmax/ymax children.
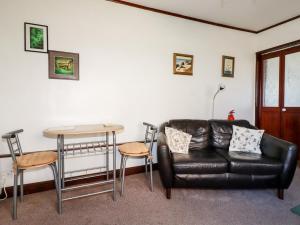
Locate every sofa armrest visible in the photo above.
<box><xmin>157</xmin><ymin>132</ymin><xmax>173</xmax><ymax>188</ymax></box>
<box><xmin>261</xmin><ymin>133</ymin><xmax>298</xmax><ymax>188</ymax></box>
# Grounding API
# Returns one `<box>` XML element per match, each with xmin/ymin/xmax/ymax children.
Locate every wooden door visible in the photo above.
<box><xmin>281</xmin><ymin>48</ymin><xmax>300</xmax><ymax>155</ymax></box>
<box><xmin>259</xmin><ymin>53</ymin><xmax>281</xmax><ymax>138</ymax></box>
<box><xmin>257</xmin><ymin>46</ymin><xmax>300</xmax><ymax>159</ymax></box>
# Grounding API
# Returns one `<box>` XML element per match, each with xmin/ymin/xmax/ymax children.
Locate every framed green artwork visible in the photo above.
<box><xmin>48</xmin><ymin>50</ymin><xmax>79</xmax><ymax>80</ymax></box>
<box><xmin>24</xmin><ymin>23</ymin><xmax>48</xmax><ymax>53</ymax></box>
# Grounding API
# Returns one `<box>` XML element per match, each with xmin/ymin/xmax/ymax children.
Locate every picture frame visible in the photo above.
<box><xmin>48</xmin><ymin>50</ymin><xmax>79</xmax><ymax>80</ymax></box>
<box><xmin>24</xmin><ymin>22</ymin><xmax>48</xmax><ymax>53</ymax></box>
<box><xmin>173</xmin><ymin>53</ymin><xmax>193</xmax><ymax>75</ymax></box>
<box><xmin>222</xmin><ymin>55</ymin><xmax>235</xmax><ymax>77</ymax></box>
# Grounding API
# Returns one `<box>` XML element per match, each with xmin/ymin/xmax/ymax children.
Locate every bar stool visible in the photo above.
<box><xmin>118</xmin><ymin>122</ymin><xmax>157</xmax><ymax>195</ymax></box>
<box><xmin>2</xmin><ymin>129</ymin><xmax>59</xmax><ymax>220</ymax></box>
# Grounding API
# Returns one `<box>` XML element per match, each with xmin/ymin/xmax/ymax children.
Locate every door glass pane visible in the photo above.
<box><xmin>285</xmin><ymin>51</ymin><xmax>300</xmax><ymax>107</ymax></box>
<box><xmin>263</xmin><ymin>57</ymin><xmax>280</xmax><ymax>107</ymax></box>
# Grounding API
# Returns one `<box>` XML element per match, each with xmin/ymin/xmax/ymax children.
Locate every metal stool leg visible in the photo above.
<box><xmin>119</xmin><ymin>154</ymin><xmax>124</xmax><ymax>181</ymax></box>
<box><xmin>50</xmin><ymin>163</ymin><xmax>59</xmax><ymax>212</ymax></box>
<box><xmin>149</xmin><ymin>157</ymin><xmax>153</xmax><ymax>192</ymax></box>
<box><xmin>61</xmin><ymin>151</ymin><xmax>65</xmax><ymax>189</ymax></box>
<box><xmin>121</xmin><ymin>156</ymin><xmax>127</xmax><ymax>196</ymax></box>
<box><xmin>20</xmin><ymin>170</ymin><xmax>24</xmax><ymax>202</ymax></box>
<box><xmin>12</xmin><ymin>170</ymin><xmax>18</xmax><ymax>220</ymax></box>
<box><xmin>145</xmin><ymin>157</ymin><xmax>148</xmax><ymax>176</ymax></box>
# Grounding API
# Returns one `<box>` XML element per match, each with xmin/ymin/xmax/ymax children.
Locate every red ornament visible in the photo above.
<box><xmin>228</xmin><ymin>110</ymin><xmax>235</xmax><ymax>121</ymax></box>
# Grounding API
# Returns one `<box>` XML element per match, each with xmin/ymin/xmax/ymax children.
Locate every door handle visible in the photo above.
<box><xmin>282</xmin><ymin>108</ymin><xmax>286</xmax><ymax>112</ymax></box>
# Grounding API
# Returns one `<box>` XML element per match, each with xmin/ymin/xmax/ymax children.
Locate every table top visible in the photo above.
<box><xmin>43</xmin><ymin>124</ymin><xmax>124</xmax><ymax>138</ymax></box>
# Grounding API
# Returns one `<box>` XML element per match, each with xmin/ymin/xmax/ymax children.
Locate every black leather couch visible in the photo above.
<box><xmin>157</xmin><ymin>119</ymin><xmax>298</xmax><ymax>199</ymax></box>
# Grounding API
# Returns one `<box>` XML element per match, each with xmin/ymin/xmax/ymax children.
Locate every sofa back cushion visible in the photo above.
<box><xmin>209</xmin><ymin>120</ymin><xmax>251</xmax><ymax>149</ymax></box>
<box><xmin>168</xmin><ymin>120</ymin><xmax>210</xmax><ymax>150</ymax></box>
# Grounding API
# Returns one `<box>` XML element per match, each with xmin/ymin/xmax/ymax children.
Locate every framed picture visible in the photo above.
<box><xmin>222</xmin><ymin>55</ymin><xmax>235</xmax><ymax>77</ymax></box>
<box><xmin>48</xmin><ymin>50</ymin><xmax>79</xmax><ymax>80</ymax></box>
<box><xmin>173</xmin><ymin>53</ymin><xmax>193</xmax><ymax>75</ymax></box>
<box><xmin>24</xmin><ymin>22</ymin><xmax>48</xmax><ymax>53</ymax></box>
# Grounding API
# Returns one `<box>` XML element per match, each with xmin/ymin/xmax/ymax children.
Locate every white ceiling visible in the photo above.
<box><xmin>124</xmin><ymin>0</ymin><xmax>300</xmax><ymax>31</ymax></box>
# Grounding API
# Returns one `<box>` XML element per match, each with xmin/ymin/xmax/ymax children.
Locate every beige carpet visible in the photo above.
<box><xmin>0</xmin><ymin>169</ymin><xmax>299</xmax><ymax>225</ymax></box>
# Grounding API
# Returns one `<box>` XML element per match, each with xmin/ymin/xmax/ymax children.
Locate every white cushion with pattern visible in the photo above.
<box><xmin>165</xmin><ymin>127</ymin><xmax>192</xmax><ymax>154</ymax></box>
<box><xmin>229</xmin><ymin>125</ymin><xmax>264</xmax><ymax>154</ymax></box>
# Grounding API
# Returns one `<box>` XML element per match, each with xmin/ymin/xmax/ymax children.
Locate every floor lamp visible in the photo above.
<box><xmin>212</xmin><ymin>83</ymin><xmax>226</xmax><ymax>119</ymax></box>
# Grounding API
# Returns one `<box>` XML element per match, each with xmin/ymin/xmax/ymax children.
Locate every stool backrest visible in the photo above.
<box><xmin>143</xmin><ymin>122</ymin><xmax>157</xmax><ymax>155</ymax></box>
<box><xmin>2</xmin><ymin>129</ymin><xmax>24</xmax><ymax>162</ymax></box>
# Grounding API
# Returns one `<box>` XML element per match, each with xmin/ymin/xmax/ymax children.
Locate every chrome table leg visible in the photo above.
<box><xmin>57</xmin><ymin>134</ymin><xmax>63</xmax><ymax>214</ymax></box>
<box><xmin>61</xmin><ymin>149</ymin><xmax>65</xmax><ymax>189</ymax></box>
<box><xmin>112</xmin><ymin>131</ymin><xmax>116</xmax><ymax>201</ymax></box>
<box><xmin>106</xmin><ymin>132</ymin><xmax>109</xmax><ymax>180</ymax></box>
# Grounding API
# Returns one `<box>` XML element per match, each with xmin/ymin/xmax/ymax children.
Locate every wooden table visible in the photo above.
<box><xmin>43</xmin><ymin>124</ymin><xmax>124</xmax><ymax>214</ymax></box>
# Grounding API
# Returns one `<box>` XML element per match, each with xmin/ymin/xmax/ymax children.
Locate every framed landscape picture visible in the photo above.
<box><xmin>173</xmin><ymin>53</ymin><xmax>193</xmax><ymax>75</ymax></box>
<box><xmin>222</xmin><ymin>55</ymin><xmax>235</xmax><ymax>77</ymax></box>
<box><xmin>48</xmin><ymin>50</ymin><xmax>79</xmax><ymax>80</ymax></box>
<box><xmin>24</xmin><ymin>23</ymin><xmax>48</xmax><ymax>53</ymax></box>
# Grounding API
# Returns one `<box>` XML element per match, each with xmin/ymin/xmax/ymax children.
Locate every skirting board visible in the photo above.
<box><xmin>0</xmin><ymin>163</ymin><xmax>158</xmax><ymax>199</ymax></box>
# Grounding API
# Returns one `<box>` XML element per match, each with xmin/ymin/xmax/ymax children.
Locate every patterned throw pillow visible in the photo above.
<box><xmin>165</xmin><ymin>127</ymin><xmax>192</xmax><ymax>154</ymax></box>
<box><xmin>229</xmin><ymin>125</ymin><xmax>264</xmax><ymax>154</ymax></box>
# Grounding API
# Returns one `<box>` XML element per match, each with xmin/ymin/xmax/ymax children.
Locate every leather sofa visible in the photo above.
<box><xmin>157</xmin><ymin>119</ymin><xmax>298</xmax><ymax>199</ymax></box>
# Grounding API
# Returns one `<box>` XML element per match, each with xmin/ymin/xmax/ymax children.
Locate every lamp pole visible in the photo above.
<box><xmin>212</xmin><ymin>83</ymin><xmax>225</xmax><ymax>119</ymax></box>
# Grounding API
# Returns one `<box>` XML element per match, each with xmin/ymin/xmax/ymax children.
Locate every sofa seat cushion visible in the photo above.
<box><xmin>216</xmin><ymin>149</ymin><xmax>283</xmax><ymax>175</ymax></box>
<box><xmin>172</xmin><ymin>149</ymin><xmax>228</xmax><ymax>174</ymax></box>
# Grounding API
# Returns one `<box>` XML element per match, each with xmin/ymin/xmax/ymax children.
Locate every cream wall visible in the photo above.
<box><xmin>255</xmin><ymin>18</ymin><xmax>300</xmax><ymax>51</ymax></box>
<box><xmin>0</xmin><ymin>0</ymin><xmax>258</xmax><ymax>185</ymax></box>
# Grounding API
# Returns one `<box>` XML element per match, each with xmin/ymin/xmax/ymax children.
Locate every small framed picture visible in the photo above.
<box><xmin>48</xmin><ymin>50</ymin><xmax>79</xmax><ymax>80</ymax></box>
<box><xmin>24</xmin><ymin>23</ymin><xmax>48</xmax><ymax>53</ymax></box>
<box><xmin>222</xmin><ymin>55</ymin><xmax>235</xmax><ymax>77</ymax></box>
<box><xmin>173</xmin><ymin>53</ymin><xmax>193</xmax><ymax>76</ymax></box>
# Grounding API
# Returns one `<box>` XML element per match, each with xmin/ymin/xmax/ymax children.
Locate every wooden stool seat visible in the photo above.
<box><xmin>16</xmin><ymin>151</ymin><xmax>57</xmax><ymax>169</ymax></box>
<box><xmin>122</xmin><ymin>152</ymin><xmax>149</xmax><ymax>157</ymax></box>
<box><xmin>119</xmin><ymin>142</ymin><xmax>149</xmax><ymax>156</ymax></box>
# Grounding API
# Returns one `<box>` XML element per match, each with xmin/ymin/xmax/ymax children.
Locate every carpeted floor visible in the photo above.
<box><xmin>1</xmin><ymin>169</ymin><xmax>299</xmax><ymax>225</ymax></box>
